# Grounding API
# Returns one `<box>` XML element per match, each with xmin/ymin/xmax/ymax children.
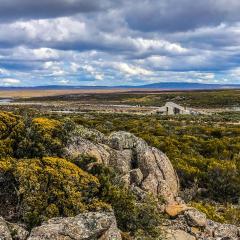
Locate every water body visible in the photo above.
<box><xmin>0</xmin><ymin>99</ymin><xmax>13</xmax><ymax>104</ymax></box>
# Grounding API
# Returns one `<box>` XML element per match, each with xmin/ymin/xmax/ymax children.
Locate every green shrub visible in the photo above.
<box><xmin>192</xmin><ymin>201</ymin><xmax>240</xmax><ymax>225</ymax></box>
<box><xmin>73</xmin><ymin>156</ymin><xmax>164</xmax><ymax>238</ymax></box>
<box><xmin>0</xmin><ymin>112</ymin><xmax>25</xmax><ymax>158</ymax></box>
<box><xmin>0</xmin><ymin>157</ymin><xmax>109</xmax><ymax>228</ymax></box>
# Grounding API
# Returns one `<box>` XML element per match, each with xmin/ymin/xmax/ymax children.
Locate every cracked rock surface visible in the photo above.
<box><xmin>66</xmin><ymin>127</ymin><xmax>180</xmax><ymax>203</ymax></box>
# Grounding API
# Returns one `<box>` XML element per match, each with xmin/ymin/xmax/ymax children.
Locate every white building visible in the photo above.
<box><xmin>155</xmin><ymin>102</ymin><xmax>198</xmax><ymax>115</ymax></box>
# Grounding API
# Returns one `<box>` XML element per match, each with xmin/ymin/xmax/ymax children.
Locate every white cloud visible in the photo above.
<box><xmin>33</xmin><ymin>48</ymin><xmax>59</xmax><ymax>60</ymax></box>
<box><xmin>51</xmin><ymin>70</ymin><xmax>66</xmax><ymax>76</ymax></box>
<box><xmin>0</xmin><ymin>68</ymin><xmax>9</xmax><ymax>75</ymax></box>
<box><xmin>12</xmin><ymin>17</ymin><xmax>87</xmax><ymax>42</ymax></box>
<box><xmin>95</xmin><ymin>73</ymin><xmax>104</xmax><ymax>80</ymax></box>
<box><xmin>230</xmin><ymin>67</ymin><xmax>240</xmax><ymax>77</ymax></box>
<box><xmin>58</xmin><ymin>79</ymin><xmax>70</xmax><ymax>84</ymax></box>
<box><xmin>131</xmin><ymin>38</ymin><xmax>187</xmax><ymax>54</ymax></box>
<box><xmin>1</xmin><ymin>78</ymin><xmax>21</xmax><ymax>85</ymax></box>
<box><xmin>81</xmin><ymin>64</ymin><xmax>104</xmax><ymax>80</ymax></box>
<box><xmin>70</xmin><ymin>62</ymin><xmax>80</xmax><ymax>72</ymax></box>
<box><xmin>114</xmin><ymin>62</ymin><xmax>153</xmax><ymax>76</ymax></box>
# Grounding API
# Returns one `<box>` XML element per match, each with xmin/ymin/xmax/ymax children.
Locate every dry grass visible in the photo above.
<box><xmin>0</xmin><ymin>88</ymin><xmax>179</xmax><ymax>99</ymax></box>
<box><xmin>0</xmin><ymin>89</ymin><xmax>132</xmax><ymax>98</ymax></box>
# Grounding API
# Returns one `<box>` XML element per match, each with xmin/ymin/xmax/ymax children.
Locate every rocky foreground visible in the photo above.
<box><xmin>1</xmin><ymin>127</ymin><xmax>240</xmax><ymax>239</ymax></box>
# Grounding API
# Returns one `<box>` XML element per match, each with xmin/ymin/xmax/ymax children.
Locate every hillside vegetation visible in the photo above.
<box><xmin>19</xmin><ymin>89</ymin><xmax>240</xmax><ymax>108</ymax></box>
<box><xmin>0</xmin><ymin>112</ymin><xmax>163</xmax><ymax>238</ymax></box>
<box><xmin>1</xmin><ymin>109</ymin><xmax>240</xmax><ymax>234</ymax></box>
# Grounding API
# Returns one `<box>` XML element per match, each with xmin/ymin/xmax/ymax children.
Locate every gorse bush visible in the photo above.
<box><xmin>0</xmin><ymin>112</ymin><xmax>75</xmax><ymax>159</ymax></box>
<box><xmin>0</xmin><ymin>157</ymin><xmax>109</xmax><ymax>228</ymax></box>
<box><xmin>72</xmin><ymin>156</ymin><xmax>164</xmax><ymax>239</ymax></box>
<box><xmin>0</xmin><ymin>112</ymin><xmax>25</xmax><ymax>158</ymax></box>
<box><xmin>16</xmin><ymin>117</ymin><xmax>75</xmax><ymax>158</ymax></box>
<box><xmin>71</xmin><ymin>113</ymin><xmax>240</xmax><ymax>203</ymax></box>
<box><xmin>192</xmin><ymin>201</ymin><xmax>240</xmax><ymax>226</ymax></box>
<box><xmin>0</xmin><ymin>112</ymin><xmax>164</xmax><ymax>238</ymax></box>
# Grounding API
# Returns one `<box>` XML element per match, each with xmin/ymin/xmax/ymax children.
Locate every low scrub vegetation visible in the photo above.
<box><xmin>0</xmin><ymin>112</ymin><xmax>163</xmax><ymax>238</ymax></box>
<box><xmin>72</xmin><ymin>113</ymin><xmax>240</xmax><ymax>201</ymax></box>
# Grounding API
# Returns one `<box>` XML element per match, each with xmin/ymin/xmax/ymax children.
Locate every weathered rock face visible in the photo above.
<box><xmin>28</xmin><ymin>212</ymin><xmax>121</xmax><ymax>240</ymax></box>
<box><xmin>184</xmin><ymin>209</ymin><xmax>207</xmax><ymax>227</ymax></box>
<box><xmin>66</xmin><ymin>128</ymin><xmax>180</xmax><ymax>203</ymax></box>
<box><xmin>109</xmin><ymin>131</ymin><xmax>179</xmax><ymax>203</ymax></box>
<box><xmin>64</xmin><ymin>127</ymin><xmax>240</xmax><ymax>240</ymax></box>
<box><xmin>0</xmin><ymin>217</ymin><xmax>12</xmax><ymax>240</ymax></box>
<box><xmin>66</xmin><ymin>136</ymin><xmax>111</xmax><ymax>165</ymax></box>
<box><xmin>0</xmin><ymin>216</ymin><xmax>29</xmax><ymax>240</ymax></box>
<box><xmin>166</xmin><ymin>208</ymin><xmax>240</xmax><ymax>240</ymax></box>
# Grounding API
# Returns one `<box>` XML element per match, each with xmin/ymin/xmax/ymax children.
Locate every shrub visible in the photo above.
<box><xmin>73</xmin><ymin>156</ymin><xmax>164</xmax><ymax>238</ymax></box>
<box><xmin>0</xmin><ymin>112</ymin><xmax>25</xmax><ymax>158</ymax></box>
<box><xmin>192</xmin><ymin>201</ymin><xmax>240</xmax><ymax>225</ymax></box>
<box><xmin>0</xmin><ymin>157</ymin><xmax>109</xmax><ymax>228</ymax></box>
<box><xmin>16</xmin><ymin>117</ymin><xmax>75</xmax><ymax>158</ymax></box>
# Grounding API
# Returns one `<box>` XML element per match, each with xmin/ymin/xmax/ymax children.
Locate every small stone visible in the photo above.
<box><xmin>165</xmin><ymin>229</ymin><xmax>196</xmax><ymax>240</ymax></box>
<box><xmin>212</xmin><ymin>222</ymin><xmax>239</xmax><ymax>238</ymax></box>
<box><xmin>185</xmin><ymin>209</ymin><xmax>207</xmax><ymax>227</ymax></box>
<box><xmin>165</xmin><ymin>204</ymin><xmax>190</xmax><ymax>217</ymax></box>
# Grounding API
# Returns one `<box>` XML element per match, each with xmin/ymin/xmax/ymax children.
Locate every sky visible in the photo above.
<box><xmin>1</xmin><ymin>0</ymin><xmax>240</xmax><ymax>86</ymax></box>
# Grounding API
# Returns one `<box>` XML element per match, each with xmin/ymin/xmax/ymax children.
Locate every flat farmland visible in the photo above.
<box><xmin>0</xmin><ymin>88</ymin><xmax>133</xmax><ymax>98</ymax></box>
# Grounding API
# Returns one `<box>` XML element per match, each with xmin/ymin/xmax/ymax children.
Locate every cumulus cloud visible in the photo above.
<box><xmin>0</xmin><ymin>0</ymin><xmax>118</xmax><ymax>22</ymax></box>
<box><xmin>125</xmin><ymin>0</ymin><xmax>240</xmax><ymax>32</ymax></box>
<box><xmin>114</xmin><ymin>63</ymin><xmax>153</xmax><ymax>76</ymax></box>
<box><xmin>1</xmin><ymin>78</ymin><xmax>21</xmax><ymax>85</ymax></box>
<box><xmin>0</xmin><ymin>0</ymin><xmax>240</xmax><ymax>86</ymax></box>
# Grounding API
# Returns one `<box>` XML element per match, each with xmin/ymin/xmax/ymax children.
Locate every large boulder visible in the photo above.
<box><xmin>166</xmin><ymin>209</ymin><xmax>240</xmax><ymax>240</ymax></box>
<box><xmin>0</xmin><ymin>217</ymin><xmax>12</xmax><ymax>240</ymax></box>
<box><xmin>28</xmin><ymin>212</ymin><xmax>122</xmax><ymax>240</ymax></box>
<box><xmin>66</xmin><ymin>128</ymin><xmax>180</xmax><ymax>203</ymax></box>
<box><xmin>66</xmin><ymin>136</ymin><xmax>111</xmax><ymax>165</ymax></box>
<box><xmin>0</xmin><ymin>216</ymin><xmax>29</xmax><ymax>240</ymax></box>
<box><xmin>206</xmin><ymin>220</ymin><xmax>240</xmax><ymax>239</ymax></box>
<box><xmin>109</xmin><ymin>132</ymin><xmax>180</xmax><ymax>203</ymax></box>
<box><xmin>184</xmin><ymin>209</ymin><xmax>207</xmax><ymax>227</ymax></box>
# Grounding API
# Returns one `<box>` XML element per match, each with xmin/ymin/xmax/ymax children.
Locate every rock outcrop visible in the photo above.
<box><xmin>1</xmin><ymin>127</ymin><xmax>239</xmax><ymax>240</ymax></box>
<box><xmin>166</xmin><ymin>208</ymin><xmax>240</xmax><ymax>239</ymax></box>
<box><xmin>66</xmin><ymin>126</ymin><xmax>240</xmax><ymax>240</ymax></box>
<box><xmin>0</xmin><ymin>217</ymin><xmax>12</xmax><ymax>240</ymax></box>
<box><xmin>0</xmin><ymin>217</ymin><xmax>29</xmax><ymax>240</ymax></box>
<box><xmin>0</xmin><ymin>212</ymin><xmax>121</xmax><ymax>240</ymax></box>
<box><xmin>28</xmin><ymin>212</ymin><xmax>121</xmax><ymax>240</ymax></box>
<box><xmin>66</xmin><ymin>127</ymin><xmax>180</xmax><ymax>203</ymax></box>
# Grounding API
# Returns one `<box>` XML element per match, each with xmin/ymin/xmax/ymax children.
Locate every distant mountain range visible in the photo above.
<box><xmin>0</xmin><ymin>82</ymin><xmax>240</xmax><ymax>91</ymax></box>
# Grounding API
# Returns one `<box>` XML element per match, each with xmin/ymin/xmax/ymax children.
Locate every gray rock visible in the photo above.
<box><xmin>73</xmin><ymin>125</ymin><xmax>108</xmax><ymax>144</ymax></box>
<box><xmin>7</xmin><ymin>222</ymin><xmax>29</xmax><ymax>240</ymax></box>
<box><xmin>165</xmin><ymin>229</ymin><xmax>196</xmax><ymax>240</ymax></box>
<box><xmin>109</xmin><ymin>149</ymin><xmax>132</xmax><ymax>173</ymax></box>
<box><xmin>67</xmin><ymin>130</ymin><xmax>180</xmax><ymax>203</ymax></box>
<box><xmin>28</xmin><ymin>212</ymin><xmax>122</xmax><ymax>240</ymax></box>
<box><xmin>66</xmin><ymin>137</ymin><xmax>111</xmax><ymax>165</ymax></box>
<box><xmin>108</xmin><ymin>132</ymin><xmax>180</xmax><ymax>203</ymax></box>
<box><xmin>207</xmin><ymin>220</ymin><xmax>240</xmax><ymax>239</ymax></box>
<box><xmin>185</xmin><ymin>209</ymin><xmax>207</xmax><ymax>227</ymax></box>
<box><xmin>0</xmin><ymin>216</ymin><xmax>29</xmax><ymax>240</ymax></box>
<box><xmin>0</xmin><ymin>217</ymin><xmax>12</xmax><ymax>240</ymax></box>
<box><xmin>108</xmin><ymin>131</ymin><xmax>137</xmax><ymax>150</ymax></box>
